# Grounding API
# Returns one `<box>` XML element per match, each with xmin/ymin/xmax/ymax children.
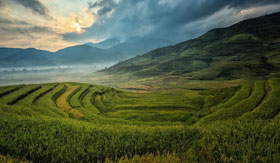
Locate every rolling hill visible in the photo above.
<box><xmin>103</xmin><ymin>12</ymin><xmax>280</xmax><ymax>80</ymax></box>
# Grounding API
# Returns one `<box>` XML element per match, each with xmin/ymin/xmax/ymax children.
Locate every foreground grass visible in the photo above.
<box><xmin>0</xmin><ymin>155</ymin><xmax>30</xmax><ymax>163</ymax></box>
<box><xmin>0</xmin><ymin>114</ymin><xmax>197</xmax><ymax>162</ymax></box>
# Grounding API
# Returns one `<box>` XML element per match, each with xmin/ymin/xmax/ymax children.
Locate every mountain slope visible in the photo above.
<box><xmin>0</xmin><ymin>37</ymin><xmax>174</xmax><ymax>67</ymax></box>
<box><xmin>2</xmin><ymin>48</ymin><xmax>54</xmax><ymax>67</ymax></box>
<box><xmin>0</xmin><ymin>48</ymin><xmax>23</xmax><ymax>59</ymax></box>
<box><xmin>57</xmin><ymin>38</ymin><xmax>174</xmax><ymax>65</ymax></box>
<box><xmin>107</xmin><ymin>37</ymin><xmax>175</xmax><ymax>59</ymax></box>
<box><xmin>53</xmin><ymin>45</ymin><xmax>109</xmax><ymax>65</ymax></box>
<box><xmin>84</xmin><ymin>38</ymin><xmax>120</xmax><ymax>49</ymax></box>
<box><xmin>102</xmin><ymin>12</ymin><xmax>280</xmax><ymax>80</ymax></box>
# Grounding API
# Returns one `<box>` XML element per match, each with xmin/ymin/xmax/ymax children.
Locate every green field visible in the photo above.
<box><xmin>0</xmin><ymin>78</ymin><xmax>280</xmax><ymax>162</ymax></box>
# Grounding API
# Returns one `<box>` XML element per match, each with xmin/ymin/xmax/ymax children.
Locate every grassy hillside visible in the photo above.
<box><xmin>0</xmin><ymin>78</ymin><xmax>280</xmax><ymax>162</ymax></box>
<box><xmin>102</xmin><ymin>12</ymin><xmax>280</xmax><ymax>80</ymax></box>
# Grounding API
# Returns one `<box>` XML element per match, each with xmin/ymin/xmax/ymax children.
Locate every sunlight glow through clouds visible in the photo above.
<box><xmin>63</xmin><ymin>10</ymin><xmax>95</xmax><ymax>33</ymax></box>
<box><xmin>0</xmin><ymin>0</ymin><xmax>96</xmax><ymax>51</ymax></box>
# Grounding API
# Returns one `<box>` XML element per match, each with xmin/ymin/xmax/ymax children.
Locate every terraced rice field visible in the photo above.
<box><xmin>0</xmin><ymin>78</ymin><xmax>280</xmax><ymax>162</ymax></box>
<box><xmin>56</xmin><ymin>84</ymin><xmax>83</xmax><ymax>118</ymax></box>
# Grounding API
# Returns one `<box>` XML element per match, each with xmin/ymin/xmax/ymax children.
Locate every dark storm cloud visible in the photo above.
<box><xmin>0</xmin><ymin>17</ymin><xmax>29</xmax><ymax>25</ymax></box>
<box><xmin>13</xmin><ymin>0</ymin><xmax>52</xmax><ymax>19</ymax></box>
<box><xmin>0</xmin><ymin>25</ymin><xmax>56</xmax><ymax>35</ymax></box>
<box><xmin>88</xmin><ymin>0</ymin><xmax>117</xmax><ymax>16</ymax></box>
<box><xmin>229</xmin><ymin>0</ymin><xmax>280</xmax><ymax>8</ymax></box>
<box><xmin>0</xmin><ymin>0</ymin><xmax>5</xmax><ymax>8</ymax></box>
<box><xmin>0</xmin><ymin>15</ymin><xmax>58</xmax><ymax>39</ymax></box>
<box><xmin>63</xmin><ymin>0</ymin><xmax>280</xmax><ymax>43</ymax></box>
<box><xmin>19</xmin><ymin>26</ymin><xmax>56</xmax><ymax>35</ymax></box>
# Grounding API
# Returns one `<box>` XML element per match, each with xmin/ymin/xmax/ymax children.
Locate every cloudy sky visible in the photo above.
<box><xmin>0</xmin><ymin>0</ymin><xmax>280</xmax><ymax>51</ymax></box>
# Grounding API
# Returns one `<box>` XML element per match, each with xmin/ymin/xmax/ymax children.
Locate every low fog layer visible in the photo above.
<box><xmin>0</xmin><ymin>63</ymin><xmax>114</xmax><ymax>85</ymax></box>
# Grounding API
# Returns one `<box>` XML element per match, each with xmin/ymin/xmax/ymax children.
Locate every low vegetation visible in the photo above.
<box><xmin>0</xmin><ymin>77</ymin><xmax>279</xmax><ymax>162</ymax></box>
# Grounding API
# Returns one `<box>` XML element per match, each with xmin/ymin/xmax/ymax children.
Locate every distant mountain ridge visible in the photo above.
<box><xmin>0</xmin><ymin>48</ymin><xmax>23</xmax><ymax>59</ymax></box>
<box><xmin>0</xmin><ymin>37</ymin><xmax>174</xmax><ymax>67</ymax></box>
<box><xmin>102</xmin><ymin>12</ymin><xmax>280</xmax><ymax>80</ymax></box>
<box><xmin>107</xmin><ymin>37</ymin><xmax>175</xmax><ymax>59</ymax></box>
<box><xmin>84</xmin><ymin>38</ymin><xmax>120</xmax><ymax>49</ymax></box>
<box><xmin>53</xmin><ymin>45</ymin><xmax>106</xmax><ymax>65</ymax></box>
<box><xmin>0</xmin><ymin>48</ymin><xmax>54</xmax><ymax>67</ymax></box>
